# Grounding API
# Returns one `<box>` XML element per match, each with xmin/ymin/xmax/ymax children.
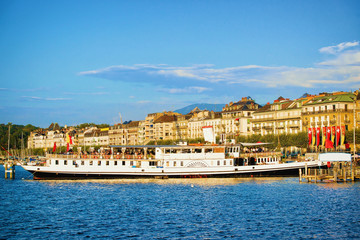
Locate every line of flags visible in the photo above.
<box><xmin>52</xmin><ymin>133</ymin><xmax>73</xmax><ymax>153</ymax></box>
<box><xmin>308</xmin><ymin>126</ymin><xmax>346</xmax><ymax>148</ymax></box>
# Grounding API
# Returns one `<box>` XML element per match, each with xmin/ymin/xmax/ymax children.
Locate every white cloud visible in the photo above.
<box><xmin>158</xmin><ymin>86</ymin><xmax>211</xmax><ymax>94</ymax></box>
<box><xmin>78</xmin><ymin>41</ymin><xmax>360</xmax><ymax>90</ymax></box>
<box><xmin>318</xmin><ymin>51</ymin><xmax>360</xmax><ymax>66</ymax></box>
<box><xmin>22</xmin><ymin>96</ymin><xmax>71</xmax><ymax>101</ymax></box>
<box><xmin>319</xmin><ymin>41</ymin><xmax>359</xmax><ymax>54</ymax></box>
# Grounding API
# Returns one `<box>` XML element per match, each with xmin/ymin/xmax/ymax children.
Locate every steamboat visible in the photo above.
<box><xmin>22</xmin><ymin>144</ymin><xmax>320</xmax><ymax>179</ymax></box>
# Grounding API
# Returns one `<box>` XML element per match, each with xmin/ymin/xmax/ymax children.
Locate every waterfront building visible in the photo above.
<box><xmin>173</xmin><ymin>114</ymin><xmax>191</xmax><ymax>141</ymax></box>
<box><xmin>188</xmin><ymin>109</ymin><xmax>222</xmax><ymax>140</ymax></box>
<box><xmin>301</xmin><ymin>92</ymin><xmax>357</xmax><ymax>132</ymax></box>
<box><xmin>144</xmin><ymin>112</ymin><xmax>181</xmax><ymax>144</ymax></box>
<box><xmin>108</xmin><ymin>121</ymin><xmax>139</xmax><ymax>145</ymax></box>
<box><xmin>153</xmin><ymin>115</ymin><xmax>178</xmax><ymax>141</ymax></box>
<box><xmin>221</xmin><ymin>97</ymin><xmax>260</xmax><ymax>137</ymax></box>
<box><xmin>251</xmin><ymin>97</ymin><xmax>306</xmax><ymax>136</ymax></box>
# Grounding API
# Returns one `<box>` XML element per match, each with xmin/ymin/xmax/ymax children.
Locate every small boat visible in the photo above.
<box><xmin>21</xmin><ymin>144</ymin><xmax>320</xmax><ymax>180</ymax></box>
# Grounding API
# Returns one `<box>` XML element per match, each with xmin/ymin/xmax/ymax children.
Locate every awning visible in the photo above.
<box><xmin>319</xmin><ymin>153</ymin><xmax>351</xmax><ymax>162</ymax></box>
<box><xmin>240</xmin><ymin>142</ymin><xmax>272</xmax><ymax>147</ymax></box>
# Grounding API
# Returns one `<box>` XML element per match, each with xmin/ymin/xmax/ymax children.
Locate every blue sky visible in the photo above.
<box><xmin>1</xmin><ymin>0</ymin><xmax>359</xmax><ymax>128</ymax></box>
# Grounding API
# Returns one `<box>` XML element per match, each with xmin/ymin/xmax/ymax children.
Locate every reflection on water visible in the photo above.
<box><xmin>1</xmin><ymin>166</ymin><xmax>359</xmax><ymax>239</ymax></box>
<box><xmin>35</xmin><ymin>177</ymin><xmax>289</xmax><ymax>186</ymax></box>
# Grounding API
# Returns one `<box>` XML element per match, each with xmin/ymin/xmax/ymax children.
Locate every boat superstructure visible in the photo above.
<box><xmin>22</xmin><ymin>144</ymin><xmax>320</xmax><ymax>179</ymax></box>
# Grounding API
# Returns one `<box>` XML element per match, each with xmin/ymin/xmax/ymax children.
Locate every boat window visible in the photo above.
<box><xmin>217</xmin><ymin>160</ymin><xmax>220</xmax><ymax>166</ymax></box>
<box><xmin>181</xmin><ymin>161</ymin><xmax>183</xmax><ymax>166</ymax></box>
<box><xmin>55</xmin><ymin>160</ymin><xmax>59</xmax><ymax>165</ymax></box>
<box><xmin>122</xmin><ymin>161</ymin><xmax>126</xmax><ymax>166</ymax></box>
<box><xmin>230</xmin><ymin>160</ymin><xmax>233</xmax><ymax>165</ymax></box>
<box><xmin>149</xmin><ymin>161</ymin><xmax>157</xmax><ymax>166</ymax></box>
<box><xmin>224</xmin><ymin>160</ymin><xmax>226</xmax><ymax>165</ymax></box>
<box><xmin>130</xmin><ymin>161</ymin><xmax>133</xmax><ymax>166</ymax></box>
<box><xmin>81</xmin><ymin>160</ymin><xmax>84</xmax><ymax>165</ymax></box>
<box><xmin>174</xmin><ymin>161</ymin><xmax>177</xmax><ymax>167</ymax></box>
<box><xmin>182</xmin><ymin>149</ymin><xmax>191</xmax><ymax>153</ymax></box>
<box><xmin>98</xmin><ymin>161</ymin><xmax>101</xmax><ymax>166</ymax></box>
<box><xmin>90</xmin><ymin>161</ymin><xmax>93</xmax><ymax>166</ymax></box>
<box><xmin>106</xmin><ymin>161</ymin><xmax>109</xmax><ymax>166</ymax></box>
<box><xmin>166</xmin><ymin>161</ymin><xmax>169</xmax><ymax>167</ymax></box>
<box><xmin>64</xmin><ymin>160</ymin><xmax>67</xmax><ymax>165</ymax></box>
<box><xmin>193</xmin><ymin>148</ymin><xmax>202</xmax><ymax>153</ymax></box>
<box><xmin>114</xmin><ymin>161</ymin><xmax>117</xmax><ymax>166</ymax></box>
<box><xmin>165</xmin><ymin>149</ymin><xmax>171</xmax><ymax>154</ymax></box>
<box><xmin>205</xmin><ymin>148</ymin><xmax>213</xmax><ymax>153</ymax></box>
<box><xmin>73</xmin><ymin>161</ymin><xmax>76</xmax><ymax>165</ymax></box>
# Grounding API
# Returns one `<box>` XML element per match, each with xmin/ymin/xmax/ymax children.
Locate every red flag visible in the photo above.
<box><xmin>316</xmin><ymin>127</ymin><xmax>320</xmax><ymax>146</ymax></box>
<box><xmin>325</xmin><ymin>139</ymin><xmax>334</xmax><ymax>149</ymax></box>
<box><xmin>326</xmin><ymin>127</ymin><xmax>331</xmax><ymax>141</ymax></box>
<box><xmin>336</xmin><ymin>126</ymin><xmax>341</xmax><ymax>146</ymax></box>
<box><xmin>52</xmin><ymin>142</ymin><xmax>57</xmax><ymax>153</ymax></box>
<box><xmin>308</xmin><ymin>128</ymin><xmax>312</xmax><ymax>145</ymax></box>
<box><xmin>67</xmin><ymin>143</ymin><xmax>70</xmax><ymax>152</ymax></box>
<box><xmin>69</xmin><ymin>135</ymin><xmax>73</xmax><ymax>145</ymax></box>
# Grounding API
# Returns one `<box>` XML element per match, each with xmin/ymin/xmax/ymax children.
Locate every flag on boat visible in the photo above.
<box><xmin>66</xmin><ymin>133</ymin><xmax>72</xmax><ymax>152</ymax></box>
<box><xmin>66</xmin><ymin>133</ymin><xmax>73</xmax><ymax>145</ymax></box>
<box><xmin>52</xmin><ymin>142</ymin><xmax>56</xmax><ymax>153</ymax></box>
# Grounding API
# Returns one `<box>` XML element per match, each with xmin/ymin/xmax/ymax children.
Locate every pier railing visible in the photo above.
<box><xmin>299</xmin><ymin>163</ymin><xmax>360</xmax><ymax>182</ymax></box>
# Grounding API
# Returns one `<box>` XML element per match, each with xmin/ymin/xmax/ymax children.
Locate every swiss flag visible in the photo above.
<box><xmin>326</xmin><ymin>127</ymin><xmax>331</xmax><ymax>141</ymax></box>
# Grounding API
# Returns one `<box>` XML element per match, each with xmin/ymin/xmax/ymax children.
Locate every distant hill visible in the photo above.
<box><xmin>174</xmin><ymin>103</ymin><xmax>226</xmax><ymax>115</ymax></box>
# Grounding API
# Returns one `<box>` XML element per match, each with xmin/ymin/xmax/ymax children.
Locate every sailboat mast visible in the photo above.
<box><xmin>7</xmin><ymin>123</ymin><xmax>11</xmax><ymax>160</ymax></box>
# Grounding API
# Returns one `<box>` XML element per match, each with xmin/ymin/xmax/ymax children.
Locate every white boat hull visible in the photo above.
<box><xmin>22</xmin><ymin>161</ymin><xmax>321</xmax><ymax>179</ymax></box>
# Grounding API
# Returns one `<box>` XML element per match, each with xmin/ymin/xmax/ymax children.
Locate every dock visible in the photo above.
<box><xmin>299</xmin><ymin>162</ymin><xmax>360</xmax><ymax>183</ymax></box>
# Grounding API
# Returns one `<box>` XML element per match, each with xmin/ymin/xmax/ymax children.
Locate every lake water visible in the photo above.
<box><xmin>0</xmin><ymin>166</ymin><xmax>359</xmax><ymax>239</ymax></box>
